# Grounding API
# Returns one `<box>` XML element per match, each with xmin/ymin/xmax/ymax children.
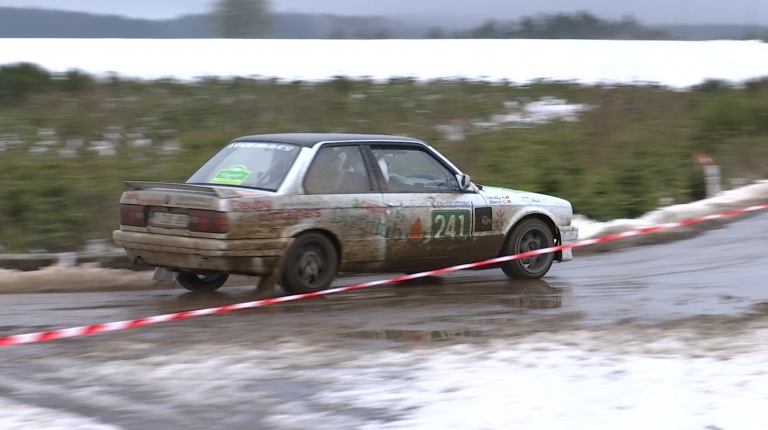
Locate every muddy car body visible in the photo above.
<box><xmin>113</xmin><ymin>133</ymin><xmax>578</xmax><ymax>293</ymax></box>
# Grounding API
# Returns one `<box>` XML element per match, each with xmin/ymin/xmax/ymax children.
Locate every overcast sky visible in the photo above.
<box><xmin>0</xmin><ymin>0</ymin><xmax>765</xmax><ymax>26</ymax></box>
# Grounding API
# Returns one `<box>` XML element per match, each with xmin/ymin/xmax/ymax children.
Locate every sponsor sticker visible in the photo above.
<box><xmin>227</xmin><ymin>142</ymin><xmax>295</xmax><ymax>151</ymax></box>
<box><xmin>211</xmin><ymin>166</ymin><xmax>252</xmax><ymax>185</ymax></box>
<box><xmin>407</xmin><ymin>218</ymin><xmax>429</xmax><ymax>244</ymax></box>
<box><xmin>487</xmin><ymin>195</ymin><xmax>512</xmax><ymax>205</ymax></box>
<box><xmin>171</xmin><ymin>194</ymin><xmax>216</xmax><ymax>209</ymax></box>
<box><xmin>353</xmin><ymin>199</ymin><xmax>388</xmax><ymax>214</ymax></box>
<box><xmin>428</xmin><ymin>196</ymin><xmax>472</xmax><ymax>208</ymax></box>
<box><xmin>258</xmin><ymin>209</ymin><xmax>322</xmax><ymax>221</ymax></box>
<box><xmin>124</xmin><ymin>192</ymin><xmax>165</xmax><ymax>206</ymax></box>
<box><xmin>230</xmin><ymin>199</ymin><xmax>273</xmax><ymax>212</ymax></box>
<box><xmin>474</xmin><ymin>207</ymin><xmax>493</xmax><ymax>232</ymax></box>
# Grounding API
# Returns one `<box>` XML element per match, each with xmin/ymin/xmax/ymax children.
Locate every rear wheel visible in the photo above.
<box><xmin>176</xmin><ymin>271</ymin><xmax>229</xmax><ymax>293</ymax></box>
<box><xmin>281</xmin><ymin>232</ymin><xmax>339</xmax><ymax>295</ymax></box>
<box><xmin>501</xmin><ymin>218</ymin><xmax>555</xmax><ymax>279</ymax></box>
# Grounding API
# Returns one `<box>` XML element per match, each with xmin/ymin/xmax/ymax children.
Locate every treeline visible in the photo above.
<box><xmin>657</xmin><ymin>24</ymin><xmax>768</xmax><ymax>41</ymax></box>
<box><xmin>1</xmin><ymin>7</ymin><xmax>766</xmax><ymax>40</ymax></box>
<box><xmin>452</xmin><ymin>13</ymin><xmax>670</xmax><ymax>40</ymax></box>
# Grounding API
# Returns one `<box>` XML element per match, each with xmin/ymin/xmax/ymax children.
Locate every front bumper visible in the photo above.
<box><xmin>558</xmin><ymin>226</ymin><xmax>579</xmax><ymax>262</ymax></box>
<box><xmin>113</xmin><ymin>230</ymin><xmax>292</xmax><ymax>275</ymax></box>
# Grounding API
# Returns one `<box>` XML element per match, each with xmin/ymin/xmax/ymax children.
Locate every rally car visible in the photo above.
<box><xmin>113</xmin><ymin>133</ymin><xmax>578</xmax><ymax>294</ymax></box>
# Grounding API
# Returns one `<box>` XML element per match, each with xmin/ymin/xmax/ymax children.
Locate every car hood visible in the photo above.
<box><xmin>478</xmin><ymin>185</ymin><xmax>572</xmax><ymax>208</ymax></box>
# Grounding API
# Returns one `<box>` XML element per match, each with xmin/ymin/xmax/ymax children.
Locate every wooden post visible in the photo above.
<box><xmin>692</xmin><ymin>154</ymin><xmax>721</xmax><ymax>198</ymax></box>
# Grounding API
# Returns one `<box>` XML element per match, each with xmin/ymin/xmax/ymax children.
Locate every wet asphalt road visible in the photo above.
<box><xmin>3</xmin><ymin>211</ymin><xmax>767</xmax><ymax>331</ymax></box>
<box><xmin>0</xmin><ymin>211</ymin><xmax>766</xmax><ymax>429</ymax></box>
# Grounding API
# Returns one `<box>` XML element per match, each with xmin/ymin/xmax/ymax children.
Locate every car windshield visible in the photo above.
<box><xmin>186</xmin><ymin>142</ymin><xmax>301</xmax><ymax>192</ymax></box>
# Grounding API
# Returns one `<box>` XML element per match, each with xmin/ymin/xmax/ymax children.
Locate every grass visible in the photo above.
<box><xmin>1</xmin><ymin>64</ymin><xmax>767</xmax><ymax>252</ymax></box>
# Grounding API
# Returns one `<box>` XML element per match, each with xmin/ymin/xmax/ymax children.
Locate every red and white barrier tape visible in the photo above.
<box><xmin>1</xmin><ymin>203</ymin><xmax>767</xmax><ymax>348</ymax></box>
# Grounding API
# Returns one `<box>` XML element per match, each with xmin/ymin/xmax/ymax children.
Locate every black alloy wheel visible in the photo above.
<box><xmin>501</xmin><ymin>218</ymin><xmax>555</xmax><ymax>279</ymax></box>
<box><xmin>281</xmin><ymin>232</ymin><xmax>339</xmax><ymax>294</ymax></box>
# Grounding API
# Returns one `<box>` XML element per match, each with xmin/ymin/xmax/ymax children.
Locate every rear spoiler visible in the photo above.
<box><xmin>124</xmin><ymin>181</ymin><xmax>245</xmax><ymax>199</ymax></box>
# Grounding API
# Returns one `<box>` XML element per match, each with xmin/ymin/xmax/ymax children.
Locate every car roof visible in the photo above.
<box><xmin>231</xmin><ymin>133</ymin><xmax>426</xmax><ymax>148</ymax></box>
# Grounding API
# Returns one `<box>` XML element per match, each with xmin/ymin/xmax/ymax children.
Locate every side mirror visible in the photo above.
<box><xmin>456</xmin><ymin>174</ymin><xmax>472</xmax><ymax>191</ymax></box>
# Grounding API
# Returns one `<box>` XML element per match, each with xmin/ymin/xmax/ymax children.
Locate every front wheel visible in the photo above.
<box><xmin>176</xmin><ymin>271</ymin><xmax>229</xmax><ymax>293</ymax></box>
<box><xmin>501</xmin><ymin>218</ymin><xmax>555</xmax><ymax>279</ymax></box>
<box><xmin>281</xmin><ymin>232</ymin><xmax>339</xmax><ymax>295</ymax></box>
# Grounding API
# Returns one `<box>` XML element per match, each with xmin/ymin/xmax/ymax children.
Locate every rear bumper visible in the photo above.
<box><xmin>558</xmin><ymin>226</ymin><xmax>579</xmax><ymax>262</ymax></box>
<box><xmin>113</xmin><ymin>230</ymin><xmax>292</xmax><ymax>275</ymax></box>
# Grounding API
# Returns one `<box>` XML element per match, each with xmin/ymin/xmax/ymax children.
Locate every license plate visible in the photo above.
<box><xmin>150</xmin><ymin>212</ymin><xmax>189</xmax><ymax>229</ymax></box>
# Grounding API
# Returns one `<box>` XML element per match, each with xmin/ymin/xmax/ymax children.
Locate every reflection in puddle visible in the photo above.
<box><xmin>347</xmin><ymin>329</ymin><xmax>485</xmax><ymax>342</ymax></box>
<box><xmin>149</xmin><ymin>278</ymin><xmax>566</xmax><ymax>320</ymax></box>
<box><xmin>501</xmin><ymin>293</ymin><xmax>563</xmax><ymax>310</ymax></box>
<box><xmin>151</xmin><ymin>288</ymin><xmax>276</xmax><ymax>312</ymax></box>
<box><xmin>496</xmin><ymin>281</ymin><xmax>564</xmax><ymax>310</ymax></box>
<box><xmin>332</xmin><ymin>278</ymin><xmax>566</xmax><ymax>308</ymax></box>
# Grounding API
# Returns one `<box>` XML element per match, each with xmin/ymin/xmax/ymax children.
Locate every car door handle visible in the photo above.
<box><xmin>387</xmin><ymin>202</ymin><xmax>403</xmax><ymax>207</ymax></box>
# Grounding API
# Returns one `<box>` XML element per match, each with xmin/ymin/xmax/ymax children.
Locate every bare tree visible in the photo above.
<box><xmin>209</xmin><ymin>0</ymin><xmax>272</xmax><ymax>38</ymax></box>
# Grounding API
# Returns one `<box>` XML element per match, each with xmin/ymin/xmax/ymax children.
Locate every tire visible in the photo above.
<box><xmin>501</xmin><ymin>218</ymin><xmax>555</xmax><ymax>279</ymax></box>
<box><xmin>281</xmin><ymin>232</ymin><xmax>339</xmax><ymax>294</ymax></box>
<box><xmin>176</xmin><ymin>271</ymin><xmax>229</xmax><ymax>293</ymax></box>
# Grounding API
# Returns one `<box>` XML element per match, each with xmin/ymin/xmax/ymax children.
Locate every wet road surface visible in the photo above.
<box><xmin>0</xmin><ymin>211</ymin><xmax>766</xmax><ymax>429</ymax></box>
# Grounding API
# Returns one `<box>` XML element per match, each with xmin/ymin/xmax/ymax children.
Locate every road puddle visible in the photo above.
<box><xmin>499</xmin><ymin>293</ymin><xmax>563</xmax><ymax>309</ymax></box>
<box><xmin>346</xmin><ymin>329</ymin><xmax>486</xmax><ymax>342</ymax></box>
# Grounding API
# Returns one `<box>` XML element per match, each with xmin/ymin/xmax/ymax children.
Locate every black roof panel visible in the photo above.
<box><xmin>232</xmin><ymin>133</ymin><xmax>425</xmax><ymax>148</ymax></box>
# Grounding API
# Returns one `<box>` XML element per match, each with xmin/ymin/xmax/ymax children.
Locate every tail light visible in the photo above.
<box><xmin>120</xmin><ymin>204</ymin><xmax>147</xmax><ymax>227</ymax></box>
<box><xmin>189</xmin><ymin>210</ymin><xmax>228</xmax><ymax>234</ymax></box>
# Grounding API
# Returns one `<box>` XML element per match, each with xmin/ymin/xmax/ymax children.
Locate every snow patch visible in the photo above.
<box><xmin>35</xmin><ymin>324</ymin><xmax>768</xmax><ymax>430</ymax></box>
<box><xmin>0</xmin><ymin>396</ymin><xmax>122</xmax><ymax>430</ymax></box>
<box><xmin>437</xmin><ymin>97</ymin><xmax>590</xmax><ymax>140</ymax></box>
<box><xmin>573</xmin><ymin>180</ymin><xmax>768</xmax><ymax>239</ymax></box>
<box><xmin>312</xmin><ymin>350</ymin><xmax>768</xmax><ymax>430</ymax></box>
<box><xmin>1</xmin><ymin>39</ymin><xmax>768</xmax><ymax>88</ymax></box>
<box><xmin>0</xmin><ymin>265</ymin><xmax>157</xmax><ymax>293</ymax></box>
<box><xmin>473</xmin><ymin>96</ymin><xmax>591</xmax><ymax>130</ymax></box>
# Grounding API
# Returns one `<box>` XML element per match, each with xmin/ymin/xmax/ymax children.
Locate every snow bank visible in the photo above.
<box><xmin>0</xmin><ymin>265</ymin><xmax>158</xmax><ymax>294</ymax></box>
<box><xmin>309</xmin><ymin>340</ymin><xmax>768</xmax><ymax>430</ymax></box>
<box><xmin>0</xmin><ymin>396</ymin><xmax>121</xmax><ymax>430</ymax></box>
<box><xmin>27</xmin><ymin>320</ymin><xmax>768</xmax><ymax>430</ymax></box>
<box><xmin>572</xmin><ymin>180</ymin><xmax>768</xmax><ymax>239</ymax></box>
<box><xmin>1</xmin><ymin>39</ymin><xmax>767</xmax><ymax>87</ymax></box>
<box><xmin>0</xmin><ymin>265</ymin><xmax>257</xmax><ymax>294</ymax></box>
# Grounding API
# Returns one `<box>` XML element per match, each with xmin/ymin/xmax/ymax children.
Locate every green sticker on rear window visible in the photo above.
<box><xmin>211</xmin><ymin>165</ymin><xmax>252</xmax><ymax>185</ymax></box>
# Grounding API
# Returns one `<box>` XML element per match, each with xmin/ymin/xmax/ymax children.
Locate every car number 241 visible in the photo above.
<box><xmin>431</xmin><ymin>210</ymin><xmax>470</xmax><ymax>238</ymax></box>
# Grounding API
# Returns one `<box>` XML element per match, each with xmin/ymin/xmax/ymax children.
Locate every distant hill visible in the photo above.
<box><xmin>654</xmin><ymin>24</ymin><xmax>768</xmax><ymax>41</ymax></box>
<box><xmin>0</xmin><ymin>7</ymin><xmax>765</xmax><ymax>40</ymax></box>
<box><xmin>0</xmin><ymin>7</ymin><xmax>174</xmax><ymax>38</ymax></box>
<box><xmin>0</xmin><ymin>7</ymin><xmax>427</xmax><ymax>39</ymax></box>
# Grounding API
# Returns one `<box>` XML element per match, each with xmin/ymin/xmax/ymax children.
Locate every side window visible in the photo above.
<box><xmin>304</xmin><ymin>145</ymin><xmax>372</xmax><ymax>194</ymax></box>
<box><xmin>371</xmin><ymin>146</ymin><xmax>459</xmax><ymax>192</ymax></box>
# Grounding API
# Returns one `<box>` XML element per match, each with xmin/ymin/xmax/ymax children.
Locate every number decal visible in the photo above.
<box><xmin>434</xmin><ymin>215</ymin><xmax>447</xmax><ymax>238</ymax></box>
<box><xmin>445</xmin><ymin>215</ymin><xmax>456</xmax><ymax>237</ymax></box>
<box><xmin>431</xmin><ymin>211</ymin><xmax>470</xmax><ymax>238</ymax></box>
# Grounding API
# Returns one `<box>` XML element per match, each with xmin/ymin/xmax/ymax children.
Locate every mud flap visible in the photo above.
<box><xmin>152</xmin><ymin>268</ymin><xmax>178</xmax><ymax>281</ymax></box>
<box><xmin>257</xmin><ymin>255</ymin><xmax>284</xmax><ymax>292</ymax></box>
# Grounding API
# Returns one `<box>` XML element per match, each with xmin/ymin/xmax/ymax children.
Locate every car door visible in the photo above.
<box><xmin>366</xmin><ymin>143</ymin><xmax>487</xmax><ymax>271</ymax></box>
<box><xmin>303</xmin><ymin>144</ymin><xmax>385</xmax><ymax>270</ymax></box>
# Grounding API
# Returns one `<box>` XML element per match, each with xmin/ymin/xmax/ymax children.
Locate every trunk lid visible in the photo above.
<box><xmin>119</xmin><ymin>181</ymin><xmax>272</xmax><ymax>236</ymax></box>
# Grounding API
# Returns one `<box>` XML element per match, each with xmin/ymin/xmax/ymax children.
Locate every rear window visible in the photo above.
<box><xmin>186</xmin><ymin>142</ymin><xmax>300</xmax><ymax>192</ymax></box>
